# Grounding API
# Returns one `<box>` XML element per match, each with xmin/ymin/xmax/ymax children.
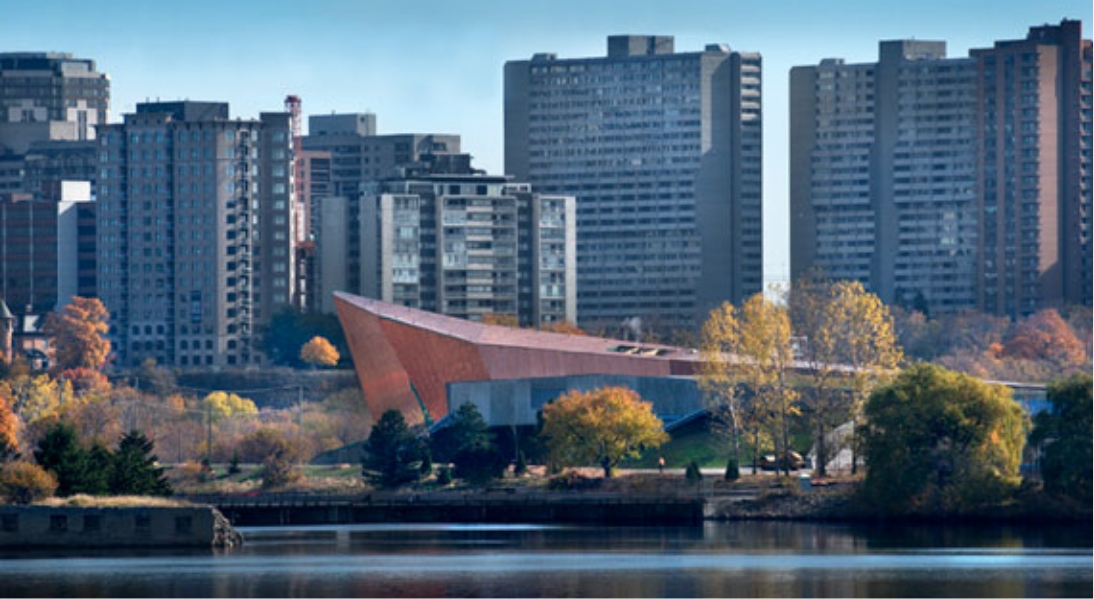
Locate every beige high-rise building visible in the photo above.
<box><xmin>791</xmin><ymin>21</ymin><xmax>1091</xmax><ymax>317</ymax></box>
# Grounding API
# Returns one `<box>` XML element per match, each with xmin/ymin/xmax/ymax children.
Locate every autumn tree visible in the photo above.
<box><xmin>43</xmin><ymin>297</ymin><xmax>111</xmax><ymax>372</ymax></box>
<box><xmin>825</xmin><ymin>282</ymin><xmax>902</xmax><ymax>474</ymax></box>
<box><xmin>790</xmin><ymin>278</ymin><xmax>901</xmax><ymax>476</ymax></box>
<box><xmin>539</xmin><ymin>387</ymin><xmax>668</xmax><ymax>478</ymax></box>
<box><xmin>260</xmin><ymin>308</ymin><xmax>347</xmax><ymax>367</ymax></box>
<box><xmin>1029</xmin><ymin>373</ymin><xmax>1092</xmax><ymax>503</ymax></box>
<box><xmin>202</xmin><ymin>391</ymin><xmax>258</xmax><ymax>423</ymax></box>
<box><xmin>787</xmin><ymin>274</ymin><xmax>845</xmax><ymax>477</ymax></box>
<box><xmin>1000</xmin><ymin>309</ymin><xmax>1087</xmax><ymax>368</ymax></box>
<box><xmin>0</xmin><ymin>461</ymin><xmax>58</xmax><ymax>504</ymax></box>
<box><xmin>0</xmin><ymin>397</ymin><xmax>18</xmax><ymax>464</ymax></box>
<box><xmin>734</xmin><ymin>293</ymin><xmax>799</xmax><ymax>476</ymax></box>
<box><xmin>862</xmin><ymin>364</ymin><xmax>1027</xmax><ymax>514</ymax></box>
<box><xmin>300</xmin><ymin>336</ymin><xmax>340</xmax><ymax>368</ymax></box>
<box><xmin>699</xmin><ymin>302</ymin><xmax>745</xmax><ymax>477</ymax></box>
<box><xmin>4</xmin><ymin>374</ymin><xmax>74</xmax><ymax>427</ymax></box>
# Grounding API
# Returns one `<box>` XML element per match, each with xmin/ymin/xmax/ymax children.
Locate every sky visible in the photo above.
<box><xmin>2</xmin><ymin>0</ymin><xmax>1090</xmax><ymax>286</ymax></box>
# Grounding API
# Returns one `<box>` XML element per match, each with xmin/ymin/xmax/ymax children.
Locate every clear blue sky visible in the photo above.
<box><xmin>3</xmin><ymin>0</ymin><xmax>1089</xmax><ymax>285</ymax></box>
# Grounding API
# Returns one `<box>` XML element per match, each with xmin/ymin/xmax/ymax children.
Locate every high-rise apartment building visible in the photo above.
<box><xmin>317</xmin><ymin>159</ymin><xmax>576</xmax><ymax>326</ymax></box>
<box><xmin>791</xmin><ymin>21</ymin><xmax>1091</xmax><ymax>317</ymax></box>
<box><xmin>302</xmin><ymin>113</ymin><xmax>461</xmax><ymax>304</ymax></box>
<box><xmin>972</xmin><ymin>21</ymin><xmax>1092</xmax><ymax>314</ymax></box>
<box><xmin>97</xmin><ymin>101</ymin><xmax>296</xmax><ymax>367</ymax></box>
<box><xmin>0</xmin><ymin>184</ymin><xmax>95</xmax><ymax>316</ymax></box>
<box><xmin>505</xmin><ymin>35</ymin><xmax>763</xmax><ymax>333</ymax></box>
<box><xmin>791</xmin><ymin>41</ymin><xmax>980</xmax><ymax>313</ymax></box>
<box><xmin>0</xmin><ymin>53</ymin><xmax>109</xmax><ymax>154</ymax></box>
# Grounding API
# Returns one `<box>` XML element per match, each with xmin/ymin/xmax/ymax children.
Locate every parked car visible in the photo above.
<box><xmin>759</xmin><ymin>451</ymin><xmax>805</xmax><ymax>471</ymax></box>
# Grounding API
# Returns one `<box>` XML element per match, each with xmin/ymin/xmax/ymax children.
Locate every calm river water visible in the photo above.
<box><xmin>0</xmin><ymin>521</ymin><xmax>1090</xmax><ymax>597</ymax></box>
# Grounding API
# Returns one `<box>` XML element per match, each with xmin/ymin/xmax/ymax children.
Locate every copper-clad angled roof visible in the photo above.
<box><xmin>333</xmin><ymin>292</ymin><xmax>701</xmax><ymax>424</ymax></box>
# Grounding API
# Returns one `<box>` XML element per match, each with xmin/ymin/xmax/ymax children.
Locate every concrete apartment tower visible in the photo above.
<box><xmin>302</xmin><ymin>114</ymin><xmax>461</xmax><ymax>311</ymax></box>
<box><xmin>353</xmin><ymin>164</ymin><xmax>577</xmax><ymax>327</ymax></box>
<box><xmin>971</xmin><ymin>21</ymin><xmax>1092</xmax><ymax>315</ymax></box>
<box><xmin>505</xmin><ymin>35</ymin><xmax>763</xmax><ymax>334</ymax></box>
<box><xmin>97</xmin><ymin>102</ymin><xmax>296</xmax><ymax>367</ymax></box>
<box><xmin>0</xmin><ymin>53</ymin><xmax>109</xmax><ymax>154</ymax></box>
<box><xmin>791</xmin><ymin>41</ymin><xmax>980</xmax><ymax>313</ymax></box>
<box><xmin>791</xmin><ymin>21</ymin><xmax>1092</xmax><ymax>317</ymax></box>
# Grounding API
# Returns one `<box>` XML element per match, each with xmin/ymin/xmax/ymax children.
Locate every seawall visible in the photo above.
<box><xmin>191</xmin><ymin>493</ymin><xmax>705</xmax><ymax>526</ymax></box>
<box><xmin>0</xmin><ymin>505</ymin><xmax>242</xmax><ymax>548</ymax></box>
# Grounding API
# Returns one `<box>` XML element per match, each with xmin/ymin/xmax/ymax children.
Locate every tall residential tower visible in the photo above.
<box><xmin>97</xmin><ymin>101</ymin><xmax>296</xmax><ymax>367</ymax></box>
<box><xmin>791</xmin><ymin>21</ymin><xmax>1091</xmax><ymax>317</ymax></box>
<box><xmin>505</xmin><ymin>35</ymin><xmax>762</xmax><ymax>334</ymax></box>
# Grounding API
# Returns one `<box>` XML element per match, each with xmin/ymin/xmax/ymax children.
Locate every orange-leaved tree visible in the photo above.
<box><xmin>43</xmin><ymin>297</ymin><xmax>111</xmax><ymax>372</ymax></box>
<box><xmin>1</xmin><ymin>388</ymin><xmax>18</xmax><ymax>455</ymax></box>
<box><xmin>540</xmin><ymin>386</ymin><xmax>668</xmax><ymax>478</ymax></box>
<box><xmin>300</xmin><ymin>336</ymin><xmax>340</xmax><ymax>368</ymax></box>
<box><xmin>1001</xmin><ymin>309</ymin><xmax>1087</xmax><ymax>368</ymax></box>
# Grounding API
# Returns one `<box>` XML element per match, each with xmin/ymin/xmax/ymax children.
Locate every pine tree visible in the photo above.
<box><xmin>110</xmin><ymin>430</ymin><xmax>173</xmax><ymax>496</ymax></box>
<box><xmin>362</xmin><ymin>410</ymin><xmax>422</xmax><ymax>488</ymax></box>
<box><xmin>34</xmin><ymin>422</ymin><xmax>90</xmax><ymax>496</ymax></box>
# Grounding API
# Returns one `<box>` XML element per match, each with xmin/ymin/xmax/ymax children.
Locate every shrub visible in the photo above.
<box><xmin>547</xmin><ymin>470</ymin><xmax>599</xmax><ymax>491</ymax></box>
<box><xmin>724</xmin><ymin>458</ymin><xmax>740</xmax><ymax>481</ymax></box>
<box><xmin>436</xmin><ymin>466</ymin><xmax>453</xmax><ymax>486</ymax></box>
<box><xmin>514</xmin><ymin>451</ymin><xmax>528</xmax><ymax>476</ymax></box>
<box><xmin>453</xmin><ymin>442</ymin><xmax>509</xmax><ymax>485</ymax></box>
<box><xmin>1</xmin><ymin>461</ymin><xmax>58</xmax><ymax>504</ymax></box>
<box><xmin>686</xmin><ymin>460</ymin><xmax>703</xmax><ymax>484</ymax></box>
<box><xmin>419</xmin><ymin>448</ymin><xmax>433</xmax><ymax>477</ymax></box>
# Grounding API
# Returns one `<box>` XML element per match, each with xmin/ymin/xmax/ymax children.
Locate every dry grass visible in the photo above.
<box><xmin>37</xmin><ymin>495</ymin><xmax>193</xmax><ymax>508</ymax></box>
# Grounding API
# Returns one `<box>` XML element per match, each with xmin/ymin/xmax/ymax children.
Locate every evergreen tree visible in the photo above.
<box><xmin>81</xmin><ymin>443</ymin><xmax>113</xmax><ymax>495</ymax></box>
<box><xmin>34</xmin><ymin>421</ymin><xmax>90</xmax><ymax>496</ymax></box>
<box><xmin>453</xmin><ymin>441</ymin><xmax>509</xmax><ymax>485</ymax></box>
<box><xmin>433</xmin><ymin>402</ymin><xmax>493</xmax><ymax>462</ymax></box>
<box><xmin>110</xmin><ymin>430</ymin><xmax>173</xmax><ymax>496</ymax></box>
<box><xmin>362</xmin><ymin>410</ymin><xmax>423</xmax><ymax>488</ymax></box>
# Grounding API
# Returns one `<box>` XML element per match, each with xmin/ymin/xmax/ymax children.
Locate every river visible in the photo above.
<box><xmin>0</xmin><ymin>521</ymin><xmax>1090</xmax><ymax>597</ymax></box>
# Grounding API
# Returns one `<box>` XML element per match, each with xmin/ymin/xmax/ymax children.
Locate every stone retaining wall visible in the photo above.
<box><xmin>0</xmin><ymin>506</ymin><xmax>241</xmax><ymax>548</ymax></box>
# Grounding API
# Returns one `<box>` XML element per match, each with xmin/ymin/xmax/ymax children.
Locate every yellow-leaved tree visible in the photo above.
<box><xmin>1</xmin><ymin>388</ymin><xmax>18</xmax><ymax>455</ymax></box>
<box><xmin>734</xmin><ymin>293</ymin><xmax>800</xmax><ymax>476</ymax></box>
<box><xmin>699</xmin><ymin>302</ymin><xmax>746</xmax><ymax>476</ymax></box>
<box><xmin>202</xmin><ymin>391</ymin><xmax>258</xmax><ymax>423</ymax></box>
<box><xmin>300</xmin><ymin>336</ymin><xmax>340</xmax><ymax>368</ymax></box>
<box><xmin>826</xmin><ymin>281</ymin><xmax>902</xmax><ymax>474</ymax></box>
<box><xmin>540</xmin><ymin>387</ymin><xmax>668</xmax><ymax>478</ymax></box>
<box><xmin>42</xmin><ymin>297</ymin><xmax>111</xmax><ymax>372</ymax></box>
<box><xmin>788</xmin><ymin>276</ymin><xmax>901</xmax><ymax>476</ymax></box>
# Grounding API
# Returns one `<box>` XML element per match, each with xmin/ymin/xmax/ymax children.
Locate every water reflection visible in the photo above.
<box><xmin>0</xmin><ymin>522</ymin><xmax>1089</xmax><ymax>597</ymax></box>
